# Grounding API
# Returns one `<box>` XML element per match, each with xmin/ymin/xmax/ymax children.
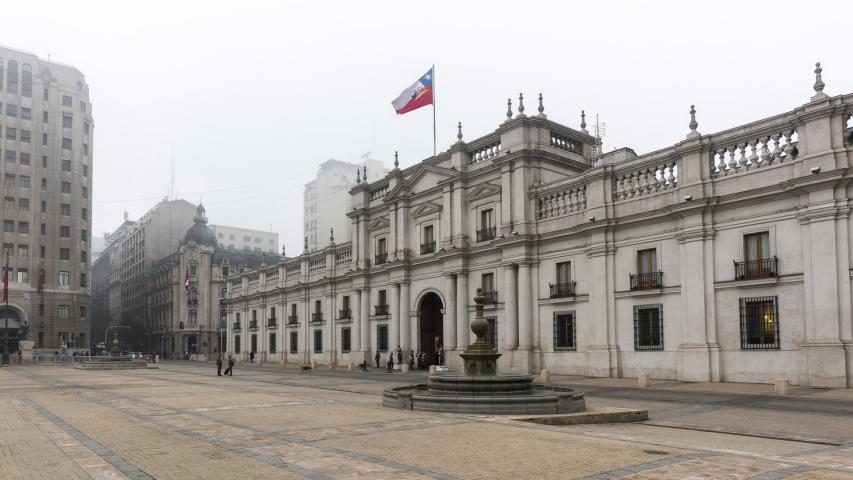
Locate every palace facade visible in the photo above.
<box><xmin>225</xmin><ymin>71</ymin><xmax>853</xmax><ymax>387</ymax></box>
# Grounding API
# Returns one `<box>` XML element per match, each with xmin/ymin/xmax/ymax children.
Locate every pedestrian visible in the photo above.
<box><xmin>225</xmin><ymin>355</ymin><xmax>235</xmax><ymax>376</ymax></box>
<box><xmin>408</xmin><ymin>351</ymin><xmax>414</xmax><ymax>370</ymax></box>
<box><xmin>385</xmin><ymin>354</ymin><xmax>394</xmax><ymax>373</ymax></box>
<box><xmin>216</xmin><ymin>356</ymin><xmax>223</xmax><ymax>376</ymax></box>
<box><xmin>250</xmin><ymin>351</ymin><xmax>255</xmax><ymax>364</ymax></box>
<box><xmin>374</xmin><ymin>350</ymin><xmax>380</xmax><ymax>369</ymax></box>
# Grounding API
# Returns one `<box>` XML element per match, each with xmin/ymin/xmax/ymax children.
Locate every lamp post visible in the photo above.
<box><xmin>2</xmin><ymin>250</ymin><xmax>12</xmax><ymax>365</ymax></box>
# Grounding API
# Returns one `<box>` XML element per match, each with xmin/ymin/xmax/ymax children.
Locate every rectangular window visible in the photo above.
<box><xmin>4</xmin><ymin>197</ymin><xmax>13</xmax><ymax>209</ymax></box>
<box><xmin>269</xmin><ymin>333</ymin><xmax>277</xmax><ymax>354</ymax></box>
<box><xmin>377</xmin><ymin>324</ymin><xmax>389</xmax><ymax>352</ymax></box>
<box><xmin>43</xmin><ymin>111</ymin><xmax>48</xmax><ymax>122</ymax></box>
<box><xmin>377</xmin><ymin>237</ymin><xmax>386</xmax><ymax>254</ymax></box>
<box><xmin>423</xmin><ymin>224</ymin><xmax>434</xmax><ymax>243</ymax></box>
<box><xmin>341</xmin><ymin>327</ymin><xmax>351</xmax><ymax>353</ymax></box>
<box><xmin>42</xmin><ymin>133</ymin><xmax>47</xmax><ymax>146</ymax></box>
<box><xmin>481</xmin><ymin>208</ymin><xmax>494</xmax><ymax>228</ymax></box>
<box><xmin>485</xmin><ymin>317</ymin><xmax>497</xmax><ymax>348</ymax></box>
<box><xmin>81</xmin><ymin>251</ymin><xmax>87</xmax><ymax>263</ymax></box>
<box><xmin>740</xmin><ymin>296</ymin><xmax>779</xmax><ymax>349</ymax></box>
<box><xmin>637</xmin><ymin>248</ymin><xmax>657</xmax><ymax>275</ymax></box>
<box><xmin>60</xmin><ymin>203</ymin><xmax>71</xmax><ymax>216</ymax></box>
<box><xmin>38</xmin><ymin>304</ymin><xmax>44</xmax><ymax>316</ymax></box>
<box><xmin>62</xmin><ymin>160</ymin><xmax>72</xmax><ymax>172</ymax></box>
<box><xmin>235</xmin><ymin>335</ymin><xmax>241</xmax><ymax>354</ymax></box>
<box><xmin>63</xmin><ymin>115</ymin><xmax>72</xmax><ymax>128</ymax></box>
<box><xmin>289</xmin><ymin>332</ymin><xmax>298</xmax><ymax>353</ymax></box>
<box><xmin>633</xmin><ymin>304</ymin><xmax>664</xmax><ymax>351</ymax></box>
<box><xmin>313</xmin><ymin>329</ymin><xmax>323</xmax><ymax>353</ymax></box>
<box><xmin>270</xmin><ymin>307</ymin><xmax>276</xmax><ymax>319</ymax></box>
<box><xmin>38</xmin><ymin>332</ymin><xmax>44</xmax><ymax>348</ymax></box>
<box><xmin>62</xmin><ymin>137</ymin><xmax>72</xmax><ymax>150</ymax></box>
<box><xmin>40</xmin><ymin>246</ymin><xmax>45</xmax><ymax>258</ymax></box>
<box><xmin>43</xmin><ymin>88</ymin><xmax>49</xmax><ymax>101</ymax></box>
<box><xmin>63</xmin><ymin>95</ymin><xmax>72</xmax><ymax>107</ymax></box>
<box><xmin>80</xmin><ymin>101</ymin><xmax>86</xmax><ymax>113</ymax></box>
<box><xmin>5</xmin><ymin>127</ymin><xmax>15</xmax><ymax>140</ymax></box>
<box><xmin>82</xmin><ymin>165</ymin><xmax>88</xmax><ymax>177</ymax></box>
<box><xmin>4</xmin><ymin>150</ymin><xmax>14</xmax><ymax>163</ymax></box>
<box><xmin>18</xmin><ymin>222</ymin><xmax>29</xmax><ymax>234</ymax></box>
<box><xmin>41</xmin><ymin>178</ymin><xmax>47</xmax><ymax>190</ymax></box>
<box><xmin>58</xmin><ymin>305</ymin><xmax>69</xmax><ymax>318</ymax></box>
<box><xmin>84</xmin><ymin>122</ymin><xmax>90</xmax><ymax>135</ymax></box>
<box><xmin>80</xmin><ymin>273</ymin><xmax>86</xmax><ymax>287</ymax></box>
<box><xmin>83</xmin><ymin>143</ymin><xmax>89</xmax><ymax>156</ymax></box>
<box><xmin>2</xmin><ymin>243</ymin><xmax>12</xmax><ymax>255</ymax></box>
<box><xmin>21</xmin><ymin>107</ymin><xmax>31</xmax><ymax>120</ymax></box>
<box><xmin>41</xmin><ymin>201</ymin><xmax>46</xmax><ymax>212</ymax></box>
<box><xmin>17</xmin><ymin>245</ymin><xmax>28</xmax><ymax>257</ymax></box>
<box><xmin>40</xmin><ymin>224</ymin><xmax>46</xmax><ymax>235</ymax></box>
<box><xmin>744</xmin><ymin>232</ymin><xmax>770</xmax><ymax>262</ymax></box>
<box><xmin>477</xmin><ymin>208</ymin><xmax>496</xmax><ymax>241</ymax></box>
<box><xmin>553</xmin><ymin>311</ymin><xmax>576</xmax><ymax>351</ymax></box>
<box><xmin>3</xmin><ymin>220</ymin><xmax>13</xmax><ymax>233</ymax></box>
<box><xmin>61</xmin><ymin>226</ymin><xmax>71</xmax><ymax>238</ymax></box>
<box><xmin>19</xmin><ymin>176</ymin><xmax>30</xmax><ymax>188</ymax></box>
<box><xmin>19</xmin><ymin>153</ymin><xmax>29</xmax><ymax>166</ymax></box>
<box><xmin>556</xmin><ymin>261</ymin><xmax>571</xmax><ymax>284</ymax></box>
<box><xmin>80</xmin><ymin>306</ymin><xmax>87</xmax><ymax>318</ymax></box>
<box><xmin>82</xmin><ymin>186</ymin><xmax>88</xmax><ymax>198</ymax></box>
<box><xmin>5</xmin><ymin>104</ymin><xmax>16</xmax><ymax>117</ymax></box>
<box><xmin>60</xmin><ymin>248</ymin><xmax>70</xmax><ymax>260</ymax></box>
<box><xmin>481</xmin><ymin>272</ymin><xmax>495</xmax><ymax>303</ymax></box>
<box><xmin>3</xmin><ymin>174</ymin><xmax>14</xmax><ymax>188</ymax></box>
<box><xmin>16</xmin><ymin>269</ymin><xmax>28</xmax><ymax>284</ymax></box>
<box><xmin>61</xmin><ymin>182</ymin><xmax>71</xmax><ymax>194</ymax></box>
<box><xmin>20</xmin><ymin>130</ymin><xmax>30</xmax><ymax>143</ymax></box>
<box><xmin>81</xmin><ymin>229</ymin><xmax>87</xmax><ymax>240</ymax></box>
<box><xmin>82</xmin><ymin>208</ymin><xmax>88</xmax><ymax>220</ymax></box>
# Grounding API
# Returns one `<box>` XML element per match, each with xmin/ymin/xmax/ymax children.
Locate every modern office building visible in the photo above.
<box><xmin>0</xmin><ymin>45</ymin><xmax>93</xmax><ymax>352</ymax></box>
<box><xmin>226</xmin><ymin>69</ymin><xmax>853</xmax><ymax>387</ymax></box>
<box><xmin>209</xmin><ymin>224</ymin><xmax>279</xmax><ymax>254</ymax></box>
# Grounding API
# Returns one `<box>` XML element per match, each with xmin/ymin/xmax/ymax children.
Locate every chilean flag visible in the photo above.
<box><xmin>392</xmin><ymin>67</ymin><xmax>434</xmax><ymax>115</ymax></box>
<box><xmin>184</xmin><ymin>267</ymin><xmax>190</xmax><ymax>291</ymax></box>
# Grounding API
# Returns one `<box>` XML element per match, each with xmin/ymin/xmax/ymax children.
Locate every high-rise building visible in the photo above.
<box><xmin>304</xmin><ymin>158</ymin><xmax>385</xmax><ymax>251</ymax></box>
<box><xmin>0</xmin><ymin>45</ymin><xmax>93</xmax><ymax>352</ymax></box>
<box><xmin>209</xmin><ymin>224</ymin><xmax>278</xmax><ymax>254</ymax></box>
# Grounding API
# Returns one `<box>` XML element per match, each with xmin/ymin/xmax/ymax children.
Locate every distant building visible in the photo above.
<box><xmin>209</xmin><ymin>224</ymin><xmax>278</xmax><ymax>254</ymax></box>
<box><xmin>0</xmin><ymin>45</ymin><xmax>94</xmax><ymax>352</ymax></box>
<box><xmin>304</xmin><ymin>158</ymin><xmax>385</xmax><ymax>251</ymax></box>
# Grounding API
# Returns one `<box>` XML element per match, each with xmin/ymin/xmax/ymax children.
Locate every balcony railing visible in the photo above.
<box><xmin>374</xmin><ymin>304</ymin><xmax>389</xmax><ymax>316</ymax></box>
<box><xmin>476</xmin><ymin>226</ymin><xmax>496</xmax><ymax>242</ymax></box>
<box><xmin>630</xmin><ymin>272</ymin><xmax>663</xmax><ymax>290</ymax></box>
<box><xmin>549</xmin><ymin>282</ymin><xmax>576</xmax><ymax>298</ymax></box>
<box><xmin>311</xmin><ymin>312</ymin><xmax>323</xmax><ymax>322</ymax></box>
<box><xmin>420</xmin><ymin>241</ymin><xmax>435</xmax><ymax>255</ymax></box>
<box><xmin>481</xmin><ymin>290</ymin><xmax>498</xmax><ymax>304</ymax></box>
<box><xmin>734</xmin><ymin>257</ymin><xmax>777</xmax><ymax>280</ymax></box>
<box><xmin>287</xmin><ymin>315</ymin><xmax>298</xmax><ymax>325</ymax></box>
<box><xmin>248</xmin><ymin>320</ymin><xmax>258</xmax><ymax>329</ymax></box>
<box><xmin>339</xmin><ymin>309</ymin><xmax>352</xmax><ymax>320</ymax></box>
<box><xmin>267</xmin><ymin>318</ymin><xmax>277</xmax><ymax>327</ymax></box>
<box><xmin>375</xmin><ymin>252</ymin><xmax>388</xmax><ymax>265</ymax></box>
<box><xmin>232</xmin><ymin>322</ymin><xmax>242</xmax><ymax>330</ymax></box>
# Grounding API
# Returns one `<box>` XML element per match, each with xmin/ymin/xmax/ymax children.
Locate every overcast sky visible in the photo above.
<box><xmin>4</xmin><ymin>0</ymin><xmax>850</xmax><ymax>252</ymax></box>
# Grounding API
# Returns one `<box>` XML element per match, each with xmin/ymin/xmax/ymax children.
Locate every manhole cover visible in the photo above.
<box><xmin>643</xmin><ymin>450</ymin><xmax>669</xmax><ymax>455</ymax></box>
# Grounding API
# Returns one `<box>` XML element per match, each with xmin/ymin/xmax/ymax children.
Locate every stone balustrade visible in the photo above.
<box><xmin>370</xmin><ymin>184</ymin><xmax>389</xmax><ymax>201</ymax></box>
<box><xmin>711</xmin><ymin>129</ymin><xmax>798</xmax><ymax>176</ymax></box>
<box><xmin>613</xmin><ymin>159</ymin><xmax>678</xmax><ymax>201</ymax></box>
<box><xmin>468</xmin><ymin>138</ymin><xmax>502</xmax><ymax>165</ymax></box>
<box><xmin>549</xmin><ymin>131</ymin><xmax>584</xmax><ymax>155</ymax></box>
<box><xmin>335</xmin><ymin>247</ymin><xmax>352</xmax><ymax>268</ymax></box>
<box><xmin>285</xmin><ymin>262</ymin><xmax>301</xmax><ymax>275</ymax></box>
<box><xmin>309</xmin><ymin>256</ymin><xmax>326</xmax><ymax>274</ymax></box>
<box><xmin>537</xmin><ymin>184</ymin><xmax>587</xmax><ymax>219</ymax></box>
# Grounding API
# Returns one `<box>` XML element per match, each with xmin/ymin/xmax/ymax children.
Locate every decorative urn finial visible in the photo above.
<box><xmin>456</xmin><ymin>121</ymin><xmax>463</xmax><ymax>143</ymax></box>
<box><xmin>811</xmin><ymin>62</ymin><xmax>828</xmax><ymax>101</ymax></box>
<box><xmin>363</xmin><ymin>165</ymin><xmax>367</xmax><ymax>180</ymax></box>
<box><xmin>689</xmin><ymin>105</ymin><xmax>698</xmax><ymax>131</ymax></box>
<box><xmin>356</xmin><ymin>168</ymin><xmax>361</xmax><ymax>184</ymax></box>
<box><xmin>330</xmin><ymin>228</ymin><xmax>335</xmax><ymax>243</ymax></box>
<box><xmin>505</xmin><ymin>97</ymin><xmax>513</xmax><ymax>122</ymax></box>
<box><xmin>537</xmin><ymin>93</ymin><xmax>546</xmax><ymax>117</ymax></box>
<box><xmin>393</xmin><ymin>151</ymin><xmax>399</xmax><ymax>169</ymax></box>
<box><xmin>517</xmin><ymin>92</ymin><xmax>526</xmax><ymax>117</ymax></box>
<box><xmin>580</xmin><ymin>110</ymin><xmax>587</xmax><ymax>133</ymax></box>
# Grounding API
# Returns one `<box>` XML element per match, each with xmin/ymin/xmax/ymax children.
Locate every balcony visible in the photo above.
<box><xmin>311</xmin><ymin>312</ymin><xmax>323</xmax><ymax>323</ymax></box>
<box><xmin>374</xmin><ymin>304</ymin><xmax>389</xmax><ymax>316</ymax></box>
<box><xmin>549</xmin><ymin>282</ymin><xmax>576</xmax><ymax>298</ymax></box>
<box><xmin>339</xmin><ymin>309</ymin><xmax>352</xmax><ymax>320</ymax></box>
<box><xmin>480</xmin><ymin>290</ymin><xmax>498</xmax><ymax>304</ymax></box>
<box><xmin>630</xmin><ymin>272</ymin><xmax>663</xmax><ymax>290</ymax></box>
<box><xmin>232</xmin><ymin>322</ymin><xmax>242</xmax><ymax>330</ymax></box>
<box><xmin>248</xmin><ymin>320</ymin><xmax>258</xmax><ymax>330</ymax></box>
<box><xmin>267</xmin><ymin>318</ymin><xmax>277</xmax><ymax>327</ymax></box>
<box><xmin>734</xmin><ymin>257</ymin><xmax>777</xmax><ymax>280</ymax></box>
<box><xmin>287</xmin><ymin>315</ymin><xmax>298</xmax><ymax>325</ymax></box>
<box><xmin>476</xmin><ymin>226</ymin><xmax>496</xmax><ymax>242</ymax></box>
<box><xmin>420</xmin><ymin>241</ymin><xmax>435</xmax><ymax>255</ymax></box>
<box><xmin>375</xmin><ymin>252</ymin><xmax>388</xmax><ymax>265</ymax></box>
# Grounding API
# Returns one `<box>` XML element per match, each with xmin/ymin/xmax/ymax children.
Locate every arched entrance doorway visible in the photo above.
<box><xmin>0</xmin><ymin>307</ymin><xmax>23</xmax><ymax>355</ymax></box>
<box><xmin>186</xmin><ymin>335</ymin><xmax>198</xmax><ymax>354</ymax></box>
<box><xmin>418</xmin><ymin>292</ymin><xmax>443</xmax><ymax>366</ymax></box>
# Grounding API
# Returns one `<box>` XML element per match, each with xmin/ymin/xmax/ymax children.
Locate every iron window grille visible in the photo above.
<box><xmin>485</xmin><ymin>317</ymin><xmax>497</xmax><ymax>349</ymax></box>
<box><xmin>248</xmin><ymin>320</ymin><xmax>258</xmax><ymax>330</ymax></box>
<box><xmin>377</xmin><ymin>325</ymin><xmax>389</xmax><ymax>352</ymax></box>
<box><xmin>269</xmin><ymin>333</ymin><xmax>277</xmax><ymax>354</ymax></box>
<box><xmin>476</xmin><ymin>226</ymin><xmax>496</xmax><ymax>242</ymax></box>
<box><xmin>311</xmin><ymin>312</ymin><xmax>323</xmax><ymax>322</ymax></box>
<box><xmin>341</xmin><ymin>328</ymin><xmax>351</xmax><ymax>353</ymax></box>
<box><xmin>313</xmin><ymin>330</ymin><xmax>323</xmax><ymax>353</ymax></box>
<box><xmin>339</xmin><ymin>309</ymin><xmax>352</xmax><ymax>320</ymax></box>
<box><xmin>553</xmin><ymin>311</ymin><xmax>577</xmax><ymax>351</ymax></box>
<box><xmin>235</xmin><ymin>335</ymin><xmax>241</xmax><ymax>354</ymax></box>
<box><xmin>267</xmin><ymin>318</ymin><xmax>277</xmax><ymax>327</ymax></box>
<box><xmin>287</xmin><ymin>315</ymin><xmax>298</xmax><ymax>325</ymax></box>
<box><xmin>232</xmin><ymin>321</ymin><xmax>242</xmax><ymax>330</ymax></box>
<box><xmin>374</xmin><ymin>253</ymin><xmax>388</xmax><ymax>265</ymax></box>
<box><xmin>739</xmin><ymin>296</ymin><xmax>780</xmax><ymax>350</ymax></box>
<box><xmin>734</xmin><ymin>256</ymin><xmax>777</xmax><ymax>280</ymax></box>
<box><xmin>630</xmin><ymin>272</ymin><xmax>663</xmax><ymax>290</ymax></box>
<box><xmin>374</xmin><ymin>304</ymin><xmax>390</xmax><ymax>316</ymax></box>
<box><xmin>549</xmin><ymin>282</ymin><xmax>576</xmax><ymax>298</ymax></box>
<box><xmin>633</xmin><ymin>304</ymin><xmax>663</xmax><ymax>351</ymax></box>
<box><xmin>420</xmin><ymin>241</ymin><xmax>436</xmax><ymax>255</ymax></box>
<box><xmin>289</xmin><ymin>332</ymin><xmax>298</xmax><ymax>353</ymax></box>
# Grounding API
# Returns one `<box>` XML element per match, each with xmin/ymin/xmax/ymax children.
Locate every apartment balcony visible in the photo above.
<box><xmin>287</xmin><ymin>315</ymin><xmax>299</xmax><ymax>325</ymax></box>
<box><xmin>248</xmin><ymin>320</ymin><xmax>258</xmax><ymax>330</ymax></box>
<box><xmin>267</xmin><ymin>318</ymin><xmax>277</xmax><ymax>327</ymax></box>
<box><xmin>630</xmin><ymin>272</ymin><xmax>663</xmax><ymax>290</ymax></box>
<box><xmin>374</xmin><ymin>304</ymin><xmax>389</xmax><ymax>316</ymax></box>
<box><xmin>338</xmin><ymin>309</ymin><xmax>352</xmax><ymax>320</ymax></box>
<box><xmin>375</xmin><ymin>253</ymin><xmax>388</xmax><ymax>265</ymax></box>
<box><xmin>232</xmin><ymin>322</ymin><xmax>242</xmax><ymax>330</ymax></box>
<box><xmin>734</xmin><ymin>257</ymin><xmax>777</xmax><ymax>280</ymax></box>
<box><xmin>476</xmin><ymin>226</ymin><xmax>496</xmax><ymax>242</ymax></box>
<box><xmin>549</xmin><ymin>282</ymin><xmax>576</xmax><ymax>298</ymax></box>
<box><xmin>420</xmin><ymin>241</ymin><xmax>435</xmax><ymax>255</ymax></box>
<box><xmin>311</xmin><ymin>312</ymin><xmax>323</xmax><ymax>323</ymax></box>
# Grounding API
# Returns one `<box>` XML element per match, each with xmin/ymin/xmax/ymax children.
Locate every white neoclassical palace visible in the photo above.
<box><xmin>225</xmin><ymin>68</ymin><xmax>853</xmax><ymax>387</ymax></box>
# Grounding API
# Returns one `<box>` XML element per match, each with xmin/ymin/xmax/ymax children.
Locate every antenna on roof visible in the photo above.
<box><xmin>169</xmin><ymin>144</ymin><xmax>176</xmax><ymax>200</ymax></box>
<box><xmin>592</xmin><ymin>114</ymin><xmax>606</xmax><ymax>165</ymax></box>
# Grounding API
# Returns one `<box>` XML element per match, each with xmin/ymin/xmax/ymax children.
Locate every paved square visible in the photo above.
<box><xmin>1</xmin><ymin>363</ymin><xmax>852</xmax><ymax>479</ymax></box>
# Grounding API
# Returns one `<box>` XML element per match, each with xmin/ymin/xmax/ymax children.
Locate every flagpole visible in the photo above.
<box><xmin>432</xmin><ymin>64</ymin><xmax>437</xmax><ymax>157</ymax></box>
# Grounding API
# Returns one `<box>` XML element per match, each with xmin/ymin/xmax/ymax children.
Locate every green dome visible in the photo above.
<box><xmin>182</xmin><ymin>204</ymin><xmax>217</xmax><ymax>248</ymax></box>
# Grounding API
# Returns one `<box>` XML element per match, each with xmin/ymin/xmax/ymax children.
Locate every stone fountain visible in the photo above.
<box><xmin>384</xmin><ymin>289</ymin><xmax>585</xmax><ymax>414</ymax></box>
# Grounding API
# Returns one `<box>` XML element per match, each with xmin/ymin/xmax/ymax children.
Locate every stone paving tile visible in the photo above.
<box><xmin>618</xmin><ymin>454</ymin><xmax>786</xmax><ymax>479</ymax></box>
<box><xmin>789</xmin><ymin>446</ymin><xmax>853</xmax><ymax>472</ymax></box>
<box><xmin>786</xmin><ymin>469</ymin><xmax>853</xmax><ymax>479</ymax></box>
<box><xmin>205</xmin><ymin>403</ymin><xmax>420</xmax><ymax>432</ymax></box>
<box><xmin>322</xmin><ymin>421</ymin><xmax>691</xmax><ymax>480</ymax></box>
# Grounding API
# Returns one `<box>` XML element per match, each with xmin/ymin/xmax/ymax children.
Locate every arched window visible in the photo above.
<box><xmin>7</xmin><ymin>60</ymin><xmax>17</xmax><ymax>93</ymax></box>
<box><xmin>22</xmin><ymin>63</ymin><xmax>32</xmax><ymax>98</ymax></box>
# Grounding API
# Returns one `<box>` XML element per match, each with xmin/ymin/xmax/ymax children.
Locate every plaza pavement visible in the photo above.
<box><xmin>1</xmin><ymin>362</ymin><xmax>852</xmax><ymax>479</ymax></box>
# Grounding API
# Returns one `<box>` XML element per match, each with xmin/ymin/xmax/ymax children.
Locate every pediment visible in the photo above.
<box><xmin>369</xmin><ymin>216</ymin><xmax>390</xmax><ymax>230</ymax></box>
<box><xmin>411</xmin><ymin>201</ymin><xmax>443</xmax><ymax>219</ymax></box>
<box><xmin>407</xmin><ymin>165</ymin><xmax>458</xmax><ymax>194</ymax></box>
<box><xmin>466</xmin><ymin>182</ymin><xmax>501</xmax><ymax>201</ymax></box>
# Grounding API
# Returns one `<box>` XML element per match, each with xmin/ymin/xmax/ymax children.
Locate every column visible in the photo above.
<box><xmin>503</xmin><ymin>264</ymin><xmax>518</xmax><ymax>349</ymax></box>
<box><xmin>351</xmin><ymin>290</ymin><xmax>361</xmax><ymax>353</ymax></box>
<box><xmin>399</xmin><ymin>283</ymin><xmax>411</xmax><ymax>352</ymax></box>
<box><xmin>518</xmin><ymin>263</ymin><xmax>532</xmax><ymax>349</ymax></box>
<box><xmin>325</xmin><ymin>295</ymin><xmax>334</xmax><ymax>363</ymax></box>
<box><xmin>390</xmin><ymin>284</ymin><xmax>400</xmax><ymax>351</ymax></box>
<box><xmin>456</xmin><ymin>273</ymin><xmax>469</xmax><ymax>346</ymax></box>
<box><xmin>360</xmin><ymin>288</ymin><xmax>370</xmax><ymax>353</ymax></box>
<box><xmin>444</xmin><ymin>275</ymin><xmax>457</xmax><ymax>350</ymax></box>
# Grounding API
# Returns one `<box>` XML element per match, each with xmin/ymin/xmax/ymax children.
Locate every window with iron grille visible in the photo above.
<box><xmin>633</xmin><ymin>304</ymin><xmax>663</xmax><ymax>351</ymax></box>
<box><xmin>289</xmin><ymin>332</ymin><xmax>298</xmax><ymax>353</ymax></box>
<box><xmin>235</xmin><ymin>335</ymin><xmax>241</xmax><ymax>354</ymax></box>
<box><xmin>485</xmin><ymin>317</ymin><xmax>497</xmax><ymax>349</ymax></box>
<box><xmin>740</xmin><ymin>296</ymin><xmax>779</xmax><ymax>349</ymax></box>
<box><xmin>553</xmin><ymin>311</ymin><xmax>576</xmax><ymax>351</ymax></box>
<box><xmin>313</xmin><ymin>329</ymin><xmax>322</xmax><ymax>353</ymax></box>
<box><xmin>377</xmin><ymin>324</ymin><xmax>389</xmax><ymax>352</ymax></box>
<box><xmin>341</xmin><ymin>327</ymin><xmax>351</xmax><ymax>353</ymax></box>
<box><xmin>269</xmin><ymin>333</ymin><xmax>277</xmax><ymax>354</ymax></box>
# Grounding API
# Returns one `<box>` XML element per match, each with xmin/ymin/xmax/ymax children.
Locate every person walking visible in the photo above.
<box><xmin>250</xmin><ymin>351</ymin><xmax>255</xmax><ymax>364</ymax></box>
<box><xmin>216</xmin><ymin>356</ymin><xmax>223</xmax><ymax>376</ymax></box>
<box><xmin>374</xmin><ymin>351</ymin><xmax>380</xmax><ymax>369</ymax></box>
<box><xmin>224</xmin><ymin>355</ymin><xmax>235</xmax><ymax>376</ymax></box>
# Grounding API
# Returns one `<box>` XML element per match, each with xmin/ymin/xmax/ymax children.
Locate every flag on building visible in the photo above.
<box><xmin>391</xmin><ymin>67</ymin><xmax>434</xmax><ymax>115</ymax></box>
<box><xmin>184</xmin><ymin>267</ymin><xmax>190</xmax><ymax>291</ymax></box>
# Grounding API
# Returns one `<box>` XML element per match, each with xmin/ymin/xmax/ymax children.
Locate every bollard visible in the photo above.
<box><xmin>775</xmin><ymin>378</ymin><xmax>790</xmax><ymax>395</ymax></box>
<box><xmin>637</xmin><ymin>370</ymin><xmax>650</xmax><ymax>388</ymax></box>
<box><xmin>429</xmin><ymin>365</ymin><xmax>438</xmax><ymax>375</ymax></box>
<box><xmin>401</xmin><ymin>364</ymin><xmax>410</xmax><ymax>374</ymax></box>
<box><xmin>540</xmin><ymin>369</ymin><xmax>551</xmax><ymax>383</ymax></box>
